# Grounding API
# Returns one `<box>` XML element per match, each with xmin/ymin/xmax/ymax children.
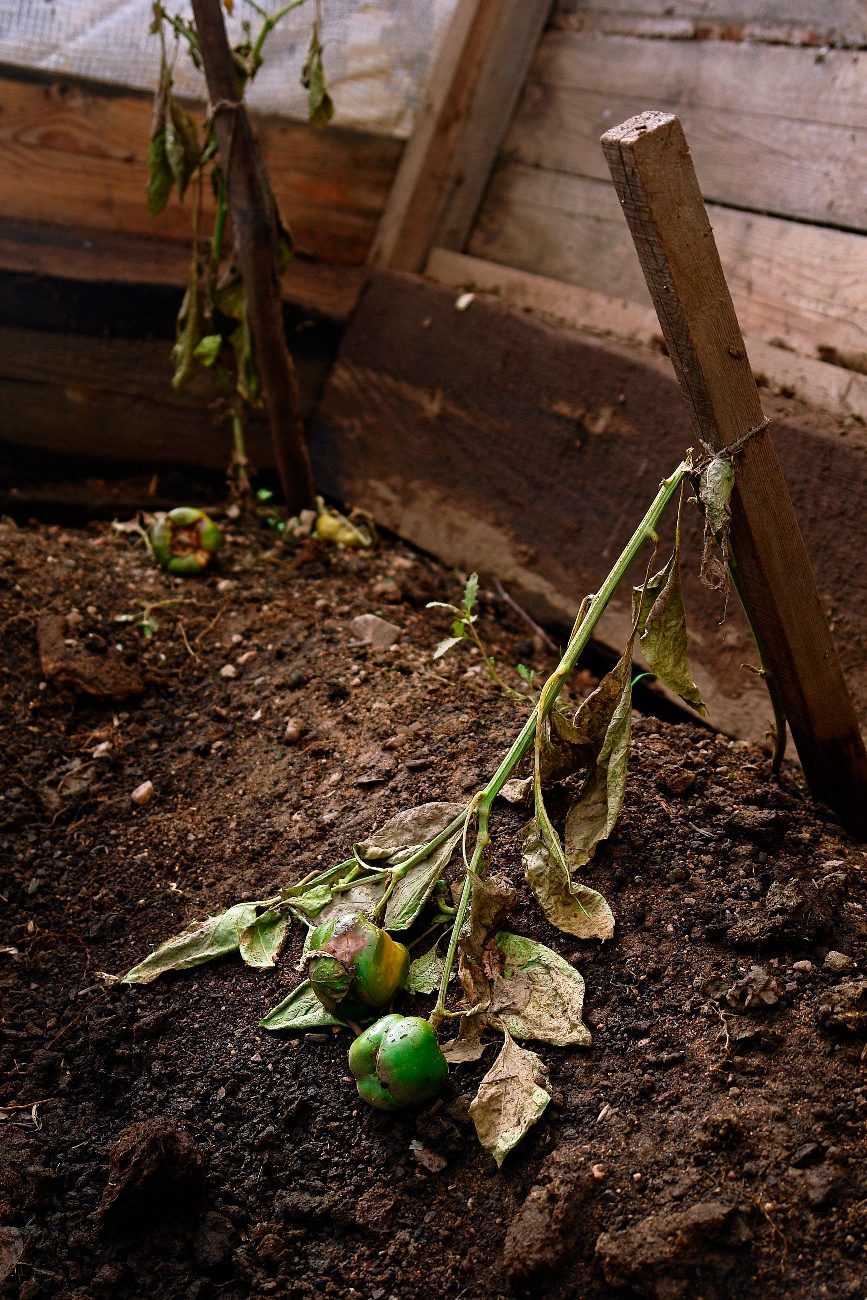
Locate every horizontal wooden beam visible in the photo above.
<box><xmin>426</xmin><ymin>248</ymin><xmax>867</xmax><ymax>422</ymax></box>
<box><xmin>469</xmin><ymin>165</ymin><xmax>867</xmax><ymax>371</ymax></box>
<box><xmin>554</xmin><ymin>0</ymin><xmax>867</xmax><ymax>46</ymax></box>
<box><xmin>0</xmin><ymin>219</ymin><xmax>366</xmax><ymax>321</ymax></box>
<box><xmin>0</xmin><ymin>69</ymin><xmax>402</xmax><ymax>268</ymax></box>
<box><xmin>509</xmin><ymin>34</ymin><xmax>867</xmax><ymax>231</ymax></box>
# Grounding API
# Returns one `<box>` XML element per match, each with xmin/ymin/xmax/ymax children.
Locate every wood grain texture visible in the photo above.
<box><xmin>554</xmin><ymin>0</ymin><xmax>867</xmax><ymax>45</ymax></box>
<box><xmin>426</xmin><ymin>248</ymin><xmax>867</xmax><ymax>422</ymax></box>
<box><xmin>0</xmin><ymin>324</ymin><xmax>328</xmax><ymax>470</ymax></box>
<box><xmin>507</xmin><ymin>33</ymin><xmax>867</xmax><ymax>230</ymax></box>
<box><xmin>469</xmin><ymin>164</ymin><xmax>867</xmax><ymax>368</ymax></box>
<box><xmin>310</xmin><ymin>269</ymin><xmax>867</xmax><ymax>751</ymax></box>
<box><xmin>601</xmin><ymin>111</ymin><xmax>867</xmax><ymax>834</ymax></box>
<box><xmin>369</xmin><ymin>0</ymin><xmax>552</xmax><ymax>271</ymax></box>
<box><xmin>0</xmin><ymin>70</ymin><xmax>402</xmax><ymax>265</ymax></box>
<box><xmin>0</xmin><ymin>219</ymin><xmax>366</xmax><ymax>320</ymax></box>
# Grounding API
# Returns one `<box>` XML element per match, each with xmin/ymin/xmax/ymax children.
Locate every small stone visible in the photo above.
<box><xmin>131</xmin><ymin>780</ymin><xmax>155</xmax><ymax>807</ymax></box>
<box><xmin>409</xmin><ymin>1141</ymin><xmax>447</xmax><ymax>1173</ymax></box>
<box><xmin>220</xmin><ymin>663</ymin><xmax>238</xmax><ymax>679</ymax></box>
<box><xmin>350</xmin><ymin>614</ymin><xmax>402</xmax><ymax>649</ymax></box>
<box><xmin>789</xmin><ymin>1142</ymin><xmax>824</xmax><ymax>1169</ymax></box>
<box><xmin>824</xmin><ymin>950</ymin><xmax>855</xmax><ymax>972</ymax></box>
<box><xmin>284</xmin><ymin>719</ymin><xmax>306</xmax><ymax>744</ymax></box>
<box><xmin>591</xmin><ymin>1164</ymin><xmax>606</xmax><ymax>1181</ymax></box>
<box><xmin>792</xmin><ymin>960</ymin><xmax>813</xmax><ymax>973</ymax></box>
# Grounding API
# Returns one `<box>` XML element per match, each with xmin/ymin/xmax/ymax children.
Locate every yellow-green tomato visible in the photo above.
<box><xmin>307</xmin><ymin>914</ymin><xmax>409</xmax><ymax>1017</ymax></box>
<box><xmin>150</xmin><ymin>508</ymin><xmax>222</xmax><ymax>576</ymax></box>
<box><xmin>348</xmin><ymin>1014</ymin><xmax>448</xmax><ymax>1110</ymax></box>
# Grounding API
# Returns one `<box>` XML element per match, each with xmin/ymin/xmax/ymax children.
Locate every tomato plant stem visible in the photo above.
<box><xmin>431</xmin><ymin>461</ymin><xmax>690</xmax><ymax>1024</ymax></box>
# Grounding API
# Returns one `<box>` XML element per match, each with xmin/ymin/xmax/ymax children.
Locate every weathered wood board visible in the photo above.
<box><xmin>0</xmin><ymin>70</ymin><xmax>402</xmax><ymax>268</ymax></box>
<box><xmin>310</xmin><ymin>270</ymin><xmax>867</xmax><ymax>745</ymax></box>
<box><xmin>469</xmin><ymin>165</ymin><xmax>867</xmax><ymax>369</ymax></box>
<box><xmin>509</xmin><ymin>33</ymin><xmax>867</xmax><ymax>230</ymax></box>
<box><xmin>0</xmin><ymin>321</ymin><xmax>331</xmax><ymax>474</ymax></box>
<box><xmin>426</xmin><ymin>248</ymin><xmax>867</xmax><ymax>423</ymax></box>
<box><xmin>554</xmin><ymin>0</ymin><xmax>867</xmax><ymax>46</ymax></box>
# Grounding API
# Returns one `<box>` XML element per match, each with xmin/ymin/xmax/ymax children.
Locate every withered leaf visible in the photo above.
<box><xmin>632</xmin><ymin>555</ymin><xmax>705</xmax><ymax>713</ymax></box>
<box><xmin>122</xmin><ymin>902</ymin><xmax>262</xmax><ymax>984</ymax></box>
<box><xmin>491</xmin><ymin>932</ymin><xmax>592</xmax><ymax>1047</ymax></box>
<box><xmin>469</xmin><ymin>1033</ymin><xmax>551</xmax><ymax>1166</ymax></box>
<box><xmin>522</xmin><ymin>821</ymin><xmax>614</xmax><ymax>941</ymax></box>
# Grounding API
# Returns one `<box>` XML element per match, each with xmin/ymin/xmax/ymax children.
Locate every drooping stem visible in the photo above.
<box><xmin>431</xmin><ymin>460</ymin><xmax>691</xmax><ymax>1024</ymax></box>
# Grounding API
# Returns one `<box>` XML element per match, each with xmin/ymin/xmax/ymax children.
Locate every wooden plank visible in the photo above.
<box><xmin>369</xmin><ymin>0</ymin><xmax>552</xmax><ymax>271</ymax></box>
<box><xmin>0</xmin><ymin>324</ymin><xmax>330</xmax><ymax>470</ymax></box>
<box><xmin>469</xmin><ymin>164</ymin><xmax>867</xmax><ymax>368</ymax></box>
<box><xmin>554</xmin><ymin>0</ymin><xmax>867</xmax><ymax>46</ymax></box>
<box><xmin>0</xmin><ymin>219</ymin><xmax>366</xmax><ymax>321</ymax></box>
<box><xmin>426</xmin><ymin>248</ymin><xmax>867</xmax><ymax>422</ymax></box>
<box><xmin>0</xmin><ymin>70</ymin><xmax>402</xmax><ymax>266</ymax></box>
<box><xmin>506</xmin><ymin>33</ymin><xmax>867</xmax><ymax>229</ymax></box>
<box><xmin>601</xmin><ymin>111</ymin><xmax>867</xmax><ymax>835</ymax></box>
<box><xmin>309</xmin><ymin>268</ymin><xmax>867</xmax><ymax>749</ymax></box>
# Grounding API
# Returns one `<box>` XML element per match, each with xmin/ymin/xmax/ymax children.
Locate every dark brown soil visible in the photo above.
<box><xmin>1</xmin><ymin>516</ymin><xmax>865</xmax><ymax>1300</ymax></box>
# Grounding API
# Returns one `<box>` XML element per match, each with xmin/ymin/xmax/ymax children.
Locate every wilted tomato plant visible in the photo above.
<box><xmin>120</xmin><ymin>449</ymin><xmax>771</xmax><ymax>1164</ymax></box>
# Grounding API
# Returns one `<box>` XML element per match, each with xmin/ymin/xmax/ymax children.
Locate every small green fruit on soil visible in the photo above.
<box><xmin>308</xmin><ymin>914</ymin><xmax>409</xmax><ymax>1017</ymax></box>
<box><xmin>348</xmin><ymin>1014</ymin><xmax>448</xmax><ymax>1110</ymax></box>
<box><xmin>150</xmin><ymin>508</ymin><xmax>222</xmax><ymax>576</ymax></box>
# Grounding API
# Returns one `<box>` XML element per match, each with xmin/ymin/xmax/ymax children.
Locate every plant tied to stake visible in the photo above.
<box><xmin>122</xmin><ymin>446</ymin><xmax>773</xmax><ymax>1162</ymax></box>
<box><xmin>147</xmin><ymin>0</ymin><xmax>333</xmax><ymax>510</ymax></box>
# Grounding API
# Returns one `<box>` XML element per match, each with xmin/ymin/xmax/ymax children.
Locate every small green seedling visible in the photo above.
<box><xmin>121</xmin><ymin>448</ymin><xmax>781</xmax><ymax>1164</ymax></box>
<box><xmin>428</xmin><ymin>573</ymin><xmax>518</xmax><ymax>694</ymax></box>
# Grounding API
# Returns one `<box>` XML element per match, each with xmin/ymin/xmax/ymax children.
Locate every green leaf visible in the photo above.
<box><xmin>522</xmin><ymin>821</ymin><xmax>614</xmax><ymax>940</ymax></box>
<box><xmin>239</xmin><ymin>909</ymin><xmax>290</xmax><ymax>968</ymax></box>
<box><xmin>301</xmin><ymin>20</ymin><xmax>334</xmax><ymax>128</ymax></box>
<box><xmin>122</xmin><ymin>901</ymin><xmax>261</xmax><ymax>984</ymax></box>
<box><xmin>491</xmin><ymin>932</ymin><xmax>592</xmax><ymax>1047</ymax></box>
<box><xmin>406</xmin><ymin>944</ymin><xmax>444</xmax><ymax>995</ymax></box>
<box><xmin>433</xmin><ymin>636</ymin><xmax>463</xmax><ymax>661</ymax></box>
<box><xmin>462</xmin><ymin>572</ymin><xmax>479</xmax><ymax>615</ymax></box>
<box><xmin>259</xmin><ymin>980</ymin><xmax>342</xmax><ymax>1031</ymax></box>
<box><xmin>468</xmin><ymin>1032</ymin><xmax>550</xmax><ymax>1167</ymax></box>
<box><xmin>194</xmin><ymin>333</ymin><xmax>223</xmax><ymax>367</ymax></box>
<box><xmin>171</xmin><ymin>273</ymin><xmax>202</xmax><ymax>392</ymax></box>
<box><xmin>632</xmin><ymin>556</ymin><xmax>705</xmax><ymax>713</ymax></box>
<box><xmin>146</xmin><ymin>131</ymin><xmax>174</xmax><ymax>217</ymax></box>
<box><xmin>165</xmin><ymin>97</ymin><xmax>200</xmax><ymax>199</ymax></box>
<box><xmin>517</xmin><ymin>663</ymin><xmax>535</xmax><ymax>684</ymax></box>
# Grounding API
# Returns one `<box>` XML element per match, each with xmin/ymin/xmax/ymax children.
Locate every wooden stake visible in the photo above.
<box><xmin>191</xmin><ymin>0</ymin><xmax>315</xmax><ymax>514</ymax></box>
<box><xmin>601</xmin><ymin>110</ymin><xmax>867</xmax><ymax>838</ymax></box>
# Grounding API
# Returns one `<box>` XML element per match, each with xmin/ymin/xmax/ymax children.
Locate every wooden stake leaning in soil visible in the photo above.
<box><xmin>191</xmin><ymin>0</ymin><xmax>316</xmax><ymax>515</ymax></box>
<box><xmin>601</xmin><ymin>111</ymin><xmax>867</xmax><ymax>839</ymax></box>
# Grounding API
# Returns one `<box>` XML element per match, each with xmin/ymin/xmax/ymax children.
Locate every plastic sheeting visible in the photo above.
<box><xmin>0</xmin><ymin>0</ymin><xmax>459</xmax><ymax>138</ymax></box>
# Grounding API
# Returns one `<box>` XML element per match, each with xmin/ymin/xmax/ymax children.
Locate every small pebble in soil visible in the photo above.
<box><xmin>131</xmin><ymin>780</ymin><xmax>155</xmax><ymax>807</ymax></box>
<box><xmin>824</xmin><ymin>950</ymin><xmax>855</xmax><ymax>972</ymax></box>
<box><xmin>220</xmin><ymin>663</ymin><xmax>238</xmax><ymax>679</ymax></box>
<box><xmin>284</xmin><ymin>719</ymin><xmax>306</xmax><ymax>744</ymax></box>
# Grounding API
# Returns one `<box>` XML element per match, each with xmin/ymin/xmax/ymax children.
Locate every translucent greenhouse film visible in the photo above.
<box><xmin>0</xmin><ymin>0</ymin><xmax>460</xmax><ymax>137</ymax></box>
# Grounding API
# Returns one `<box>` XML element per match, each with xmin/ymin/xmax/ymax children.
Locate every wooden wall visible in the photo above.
<box><xmin>425</xmin><ymin>0</ymin><xmax>867</xmax><ymax>420</ymax></box>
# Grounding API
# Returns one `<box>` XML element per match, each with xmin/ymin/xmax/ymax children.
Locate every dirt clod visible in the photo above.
<box><xmin>98</xmin><ymin>1118</ymin><xmax>206</xmax><ymax>1221</ymax></box>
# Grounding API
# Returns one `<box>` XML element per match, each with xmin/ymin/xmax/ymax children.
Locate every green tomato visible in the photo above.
<box><xmin>150</xmin><ymin>508</ymin><xmax>222</xmax><ymax>576</ymax></box>
<box><xmin>348</xmin><ymin>1014</ymin><xmax>448</xmax><ymax>1110</ymax></box>
<box><xmin>308</xmin><ymin>914</ymin><xmax>409</xmax><ymax>1017</ymax></box>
